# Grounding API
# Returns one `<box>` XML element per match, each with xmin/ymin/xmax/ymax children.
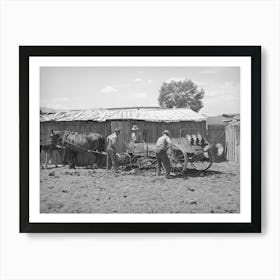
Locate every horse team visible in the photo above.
<box><xmin>40</xmin><ymin>130</ymin><xmax>105</xmax><ymax>169</ymax></box>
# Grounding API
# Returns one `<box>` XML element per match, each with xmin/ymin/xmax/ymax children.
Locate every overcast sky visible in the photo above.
<box><xmin>40</xmin><ymin>66</ymin><xmax>240</xmax><ymax>116</ymax></box>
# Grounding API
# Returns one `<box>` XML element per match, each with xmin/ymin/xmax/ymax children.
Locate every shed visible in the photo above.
<box><xmin>40</xmin><ymin>107</ymin><xmax>207</xmax><ymax>165</ymax></box>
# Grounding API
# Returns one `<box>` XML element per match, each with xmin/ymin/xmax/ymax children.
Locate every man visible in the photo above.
<box><xmin>130</xmin><ymin>125</ymin><xmax>143</xmax><ymax>143</ymax></box>
<box><xmin>155</xmin><ymin>130</ymin><xmax>172</xmax><ymax>179</ymax></box>
<box><xmin>106</xmin><ymin>128</ymin><xmax>121</xmax><ymax>173</ymax></box>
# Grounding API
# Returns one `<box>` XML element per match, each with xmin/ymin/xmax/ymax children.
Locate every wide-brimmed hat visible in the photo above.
<box><xmin>131</xmin><ymin>125</ymin><xmax>139</xmax><ymax>131</ymax></box>
<box><xmin>163</xmin><ymin>130</ymin><xmax>170</xmax><ymax>136</ymax></box>
<box><xmin>114</xmin><ymin>127</ymin><xmax>121</xmax><ymax>133</ymax></box>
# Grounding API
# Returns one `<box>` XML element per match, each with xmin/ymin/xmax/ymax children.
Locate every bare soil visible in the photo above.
<box><xmin>40</xmin><ymin>162</ymin><xmax>240</xmax><ymax>213</ymax></box>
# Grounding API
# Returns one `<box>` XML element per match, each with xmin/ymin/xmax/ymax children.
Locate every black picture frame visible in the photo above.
<box><xmin>20</xmin><ymin>46</ymin><xmax>261</xmax><ymax>233</ymax></box>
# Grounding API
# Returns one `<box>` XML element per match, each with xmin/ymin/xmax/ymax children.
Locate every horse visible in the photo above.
<box><xmin>40</xmin><ymin>131</ymin><xmax>64</xmax><ymax>168</ymax></box>
<box><xmin>52</xmin><ymin>130</ymin><xmax>106</xmax><ymax>169</ymax></box>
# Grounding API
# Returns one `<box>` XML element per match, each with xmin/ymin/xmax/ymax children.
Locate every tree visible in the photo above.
<box><xmin>158</xmin><ymin>79</ymin><xmax>205</xmax><ymax>112</ymax></box>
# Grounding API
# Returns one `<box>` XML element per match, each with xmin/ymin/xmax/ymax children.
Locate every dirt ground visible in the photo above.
<box><xmin>40</xmin><ymin>161</ymin><xmax>240</xmax><ymax>214</ymax></box>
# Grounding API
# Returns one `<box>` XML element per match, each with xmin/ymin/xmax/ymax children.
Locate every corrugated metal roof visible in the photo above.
<box><xmin>137</xmin><ymin>108</ymin><xmax>204</xmax><ymax>122</ymax></box>
<box><xmin>106</xmin><ymin>109</ymin><xmax>139</xmax><ymax>120</ymax></box>
<box><xmin>40</xmin><ymin>108</ymin><xmax>206</xmax><ymax>122</ymax></box>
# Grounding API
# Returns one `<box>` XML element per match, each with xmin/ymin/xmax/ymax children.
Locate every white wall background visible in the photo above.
<box><xmin>0</xmin><ymin>0</ymin><xmax>279</xmax><ymax>279</ymax></box>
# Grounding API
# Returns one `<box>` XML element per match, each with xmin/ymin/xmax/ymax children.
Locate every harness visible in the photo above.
<box><xmin>64</xmin><ymin>139</ymin><xmax>107</xmax><ymax>155</ymax></box>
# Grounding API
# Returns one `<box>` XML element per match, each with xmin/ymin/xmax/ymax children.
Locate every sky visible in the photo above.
<box><xmin>40</xmin><ymin>66</ymin><xmax>240</xmax><ymax>116</ymax></box>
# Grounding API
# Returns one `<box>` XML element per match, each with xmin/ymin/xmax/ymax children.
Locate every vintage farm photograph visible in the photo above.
<box><xmin>40</xmin><ymin>66</ymin><xmax>240</xmax><ymax>214</ymax></box>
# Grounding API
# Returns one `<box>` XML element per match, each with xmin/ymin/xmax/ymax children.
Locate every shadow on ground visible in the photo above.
<box><xmin>176</xmin><ymin>169</ymin><xmax>235</xmax><ymax>179</ymax></box>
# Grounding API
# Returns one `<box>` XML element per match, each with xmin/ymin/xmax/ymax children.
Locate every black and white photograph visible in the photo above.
<box><xmin>3</xmin><ymin>1</ymin><xmax>279</xmax><ymax>279</ymax></box>
<box><xmin>20</xmin><ymin>46</ymin><xmax>260</xmax><ymax>232</ymax></box>
<box><xmin>39</xmin><ymin>66</ymin><xmax>240</xmax><ymax>214</ymax></box>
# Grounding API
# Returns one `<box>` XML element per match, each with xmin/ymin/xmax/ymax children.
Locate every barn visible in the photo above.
<box><xmin>40</xmin><ymin>107</ymin><xmax>207</xmax><ymax>166</ymax></box>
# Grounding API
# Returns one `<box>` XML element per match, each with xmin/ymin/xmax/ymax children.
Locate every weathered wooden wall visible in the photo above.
<box><xmin>40</xmin><ymin>120</ymin><xmax>207</xmax><ymax>166</ymax></box>
<box><xmin>225</xmin><ymin>123</ymin><xmax>240</xmax><ymax>163</ymax></box>
<box><xmin>110</xmin><ymin>120</ymin><xmax>207</xmax><ymax>153</ymax></box>
<box><xmin>41</xmin><ymin>120</ymin><xmax>240</xmax><ymax>164</ymax></box>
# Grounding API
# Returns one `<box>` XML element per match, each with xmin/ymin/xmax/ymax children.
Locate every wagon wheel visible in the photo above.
<box><xmin>169</xmin><ymin>147</ymin><xmax>188</xmax><ymax>174</ymax></box>
<box><xmin>191</xmin><ymin>148</ymin><xmax>214</xmax><ymax>171</ymax></box>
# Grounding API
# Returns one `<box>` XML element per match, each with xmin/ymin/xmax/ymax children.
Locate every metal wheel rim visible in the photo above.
<box><xmin>191</xmin><ymin>152</ymin><xmax>213</xmax><ymax>171</ymax></box>
<box><xmin>170</xmin><ymin>149</ymin><xmax>188</xmax><ymax>174</ymax></box>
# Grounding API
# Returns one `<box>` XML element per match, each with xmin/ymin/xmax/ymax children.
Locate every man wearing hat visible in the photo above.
<box><xmin>106</xmin><ymin>128</ymin><xmax>121</xmax><ymax>173</ymax></box>
<box><xmin>130</xmin><ymin>125</ymin><xmax>143</xmax><ymax>143</ymax></box>
<box><xmin>155</xmin><ymin>130</ymin><xmax>172</xmax><ymax>178</ymax></box>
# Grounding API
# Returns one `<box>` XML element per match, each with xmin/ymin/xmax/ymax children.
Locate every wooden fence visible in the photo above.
<box><xmin>225</xmin><ymin>122</ymin><xmax>240</xmax><ymax>163</ymax></box>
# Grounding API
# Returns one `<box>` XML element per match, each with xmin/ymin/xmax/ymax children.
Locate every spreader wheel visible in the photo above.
<box><xmin>191</xmin><ymin>148</ymin><xmax>214</xmax><ymax>171</ymax></box>
<box><xmin>169</xmin><ymin>147</ymin><xmax>188</xmax><ymax>174</ymax></box>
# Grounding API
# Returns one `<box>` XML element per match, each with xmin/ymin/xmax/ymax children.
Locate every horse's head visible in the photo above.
<box><xmin>61</xmin><ymin>130</ymin><xmax>71</xmax><ymax>145</ymax></box>
<box><xmin>50</xmin><ymin>130</ymin><xmax>68</xmax><ymax>146</ymax></box>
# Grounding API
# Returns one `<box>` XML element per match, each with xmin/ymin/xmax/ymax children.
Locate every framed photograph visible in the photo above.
<box><xmin>20</xmin><ymin>46</ymin><xmax>261</xmax><ymax>233</ymax></box>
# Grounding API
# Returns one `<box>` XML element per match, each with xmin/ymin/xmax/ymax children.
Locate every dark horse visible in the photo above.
<box><xmin>51</xmin><ymin>130</ymin><xmax>105</xmax><ymax>169</ymax></box>
<box><xmin>40</xmin><ymin>131</ymin><xmax>64</xmax><ymax>168</ymax></box>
